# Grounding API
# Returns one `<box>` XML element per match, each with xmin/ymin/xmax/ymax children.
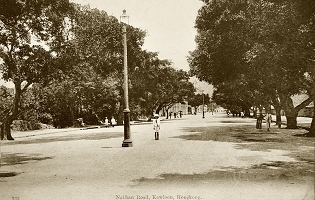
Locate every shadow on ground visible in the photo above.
<box><xmin>158</xmin><ymin>123</ymin><xmax>315</xmax><ymax>189</ymax></box>
<box><xmin>0</xmin><ymin>172</ymin><xmax>19</xmax><ymax>178</ymax></box>
<box><xmin>2</xmin><ymin>132</ymin><xmax>123</xmax><ymax>146</ymax></box>
<box><xmin>133</xmin><ymin>161</ymin><xmax>314</xmax><ymax>188</ymax></box>
<box><xmin>1</xmin><ymin>153</ymin><xmax>53</xmax><ymax>166</ymax></box>
<box><xmin>133</xmin><ymin>160</ymin><xmax>314</xmax><ymax>188</ymax></box>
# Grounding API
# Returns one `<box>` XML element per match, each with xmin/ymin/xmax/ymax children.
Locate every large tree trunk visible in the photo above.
<box><xmin>155</xmin><ymin>104</ymin><xmax>163</xmax><ymax>115</ymax></box>
<box><xmin>286</xmin><ymin>114</ymin><xmax>298</xmax><ymax>129</ymax></box>
<box><xmin>3</xmin><ymin>119</ymin><xmax>14</xmax><ymax>140</ymax></box>
<box><xmin>0</xmin><ymin>123</ymin><xmax>4</xmax><ymax>140</ymax></box>
<box><xmin>308</xmin><ymin>106</ymin><xmax>315</xmax><ymax>137</ymax></box>
<box><xmin>275</xmin><ymin>108</ymin><xmax>282</xmax><ymax>128</ymax></box>
<box><xmin>272</xmin><ymin>97</ymin><xmax>282</xmax><ymax>128</ymax></box>
<box><xmin>281</xmin><ymin>95</ymin><xmax>314</xmax><ymax>129</ymax></box>
<box><xmin>70</xmin><ymin>103</ymin><xmax>75</xmax><ymax>126</ymax></box>
<box><xmin>253</xmin><ymin>107</ymin><xmax>257</xmax><ymax>118</ymax></box>
<box><xmin>281</xmin><ymin>96</ymin><xmax>299</xmax><ymax>129</ymax></box>
<box><xmin>244</xmin><ymin>109</ymin><xmax>250</xmax><ymax>117</ymax></box>
<box><xmin>2</xmin><ymin>81</ymin><xmax>23</xmax><ymax>140</ymax></box>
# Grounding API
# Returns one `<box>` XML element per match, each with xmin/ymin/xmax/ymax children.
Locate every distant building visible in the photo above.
<box><xmin>214</xmin><ymin>107</ymin><xmax>227</xmax><ymax>113</ymax></box>
<box><xmin>160</xmin><ymin>101</ymin><xmax>189</xmax><ymax>117</ymax></box>
<box><xmin>270</xmin><ymin>94</ymin><xmax>314</xmax><ymax>117</ymax></box>
<box><xmin>169</xmin><ymin>101</ymin><xmax>189</xmax><ymax>115</ymax></box>
<box><xmin>292</xmin><ymin>94</ymin><xmax>314</xmax><ymax>117</ymax></box>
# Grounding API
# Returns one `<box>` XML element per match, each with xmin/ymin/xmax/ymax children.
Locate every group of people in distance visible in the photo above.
<box><xmin>227</xmin><ymin>110</ymin><xmax>272</xmax><ymax>132</ymax></box>
<box><xmin>102</xmin><ymin>113</ymin><xmax>161</xmax><ymax>140</ymax></box>
<box><xmin>103</xmin><ymin>116</ymin><xmax>117</xmax><ymax>128</ymax></box>
<box><xmin>169</xmin><ymin>111</ymin><xmax>182</xmax><ymax>119</ymax></box>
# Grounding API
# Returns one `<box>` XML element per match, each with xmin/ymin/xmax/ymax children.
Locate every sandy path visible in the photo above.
<box><xmin>0</xmin><ymin>114</ymin><xmax>313</xmax><ymax>200</ymax></box>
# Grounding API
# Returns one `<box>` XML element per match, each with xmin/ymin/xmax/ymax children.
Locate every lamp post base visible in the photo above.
<box><xmin>122</xmin><ymin>139</ymin><xmax>133</xmax><ymax>147</ymax></box>
<box><xmin>122</xmin><ymin>109</ymin><xmax>132</xmax><ymax>147</ymax></box>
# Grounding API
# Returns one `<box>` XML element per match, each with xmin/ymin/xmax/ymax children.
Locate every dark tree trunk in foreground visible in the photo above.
<box><xmin>281</xmin><ymin>95</ymin><xmax>298</xmax><ymax>129</ymax></box>
<box><xmin>275</xmin><ymin>108</ymin><xmax>282</xmax><ymax>128</ymax></box>
<box><xmin>308</xmin><ymin>106</ymin><xmax>315</xmax><ymax>137</ymax></box>
<box><xmin>244</xmin><ymin>108</ymin><xmax>250</xmax><ymax>117</ymax></box>
<box><xmin>286</xmin><ymin>115</ymin><xmax>298</xmax><ymax>129</ymax></box>
<box><xmin>0</xmin><ymin>123</ymin><xmax>4</xmax><ymax>140</ymax></box>
<box><xmin>3</xmin><ymin>120</ymin><xmax>14</xmax><ymax>140</ymax></box>
<box><xmin>253</xmin><ymin>108</ymin><xmax>257</xmax><ymax>118</ymax></box>
<box><xmin>1</xmin><ymin>81</ymin><xmax>29</xmax><ymax>140</ymax></box>
<box><xmin>281</xmin><ymin>95</ymin><xmax>313</xmax><ymax>129</ymax></box>
<box><xmin>272</xmin><ymin>97</ymin><xmax>282</xmax><ymax>128</ymax></box>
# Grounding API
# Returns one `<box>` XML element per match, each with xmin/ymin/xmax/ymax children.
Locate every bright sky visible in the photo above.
<box><xmin>71</xmin><ymin>0</ymin><xmax>204</xmax><ymax>71</ymax></box>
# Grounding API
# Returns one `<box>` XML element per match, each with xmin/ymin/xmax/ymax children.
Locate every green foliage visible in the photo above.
<box><xmin>188</xmin><ymin>93</ymin><xmax>210</xmax><ymax>109</ymax></box>
<box><xmin>0</xmin><ymin>1</ymin><xmax>201</xmax><ymax>133</ymax></box>
<box><xmin>0</xmin><ymin>86</ymin><xmax>13</xmax><ymax>120</ymax></box>
<box><xmin>0</xmin><ymin>0</ymin><xmax>77</xmax><ymax>138</ymax></box>
<box><xmin>189</xmin><ymin>0</ymin><xmax>315</xmax><ymax>112</ymax></box>
<box><xmin>129</xmin><ymin>51</ymin><xmax>195</xmax><ymax>117</ymax></box>
<box><xmin>70</xmin><ymin>4</ymin><xmax>146</xmax><ymax>78</ymax></box>
<box><xmin>0</xmin><ymin>0</ymin><xmax>76</xmax><ymax>83</ymax></box>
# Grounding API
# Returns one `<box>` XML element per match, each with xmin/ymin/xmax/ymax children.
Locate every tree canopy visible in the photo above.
<box><xmin>0</xmin><ymin>1</ymin><xmax>197</xmax><ymax>138</ymax></box>
<box><xmin>189</xmin><ymin>0</ymin><xmax>315</xmax><ymax>133</ymax></box>
<box><xmin>0</xmin><ymin>0</ymin><xmax>76</xmax><ymax>139</ymax></box>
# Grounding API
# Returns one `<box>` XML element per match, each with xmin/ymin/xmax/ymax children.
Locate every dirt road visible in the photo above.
<box><xmin>0</xmin><ymin>114</ymin><xmax>314</xmax><ymax>200</ymax></box>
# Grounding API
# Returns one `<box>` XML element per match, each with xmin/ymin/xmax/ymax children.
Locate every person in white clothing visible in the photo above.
<box><xmin>111</xmin><ymin>116</ymin><xmax>117</xmax><ymax>127</ymax></box>
<box><xmin>104</xmin><ymin>117</ymin><xmax>109</xmax><ymax>128</ymax></box>
<box><xmin>153</xmin><ymin>114</ymin><xmax>161</xmax><ymax>140</ymax></box>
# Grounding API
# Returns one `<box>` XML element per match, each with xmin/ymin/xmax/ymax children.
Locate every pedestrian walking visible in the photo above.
<box><xmin>256</xmin><ymin>114</ymin><xmax>263</xmax><ymax>129</ymax></box>
<box><xmin>104</xmin><ymin>117</ymin><xmax>109</xmax><ymax>128</ymax></box>
<box><xmin>153</xmin><ymin>114</ymin><xmax>161</xmax><ymax>140</ymax></box>
<box><xmin>266</xmin><ymin>112</ymin><xmax>272</xmax><ymax>131</ymax></box>
<box><xmin>111</xmin><ymin>116</ymin><xmax>117</xmax><ymax>127</ymax></box>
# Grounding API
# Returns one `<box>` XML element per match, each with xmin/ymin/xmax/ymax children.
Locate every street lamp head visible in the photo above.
<box><xmin>120</xmin><ymin>9</ymin><xmax>129</xmax><ymax>24</ymax></box>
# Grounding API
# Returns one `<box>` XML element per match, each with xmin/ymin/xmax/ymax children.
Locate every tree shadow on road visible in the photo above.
<box><xmin>2</xmin><ymin>132</ymin><xmax>123</xmax><ymax>146</ymax></box>
<box><xmin>0</xmin><ymin>152</ymin><xmax>53</xmax><ymax>167</ymax></box>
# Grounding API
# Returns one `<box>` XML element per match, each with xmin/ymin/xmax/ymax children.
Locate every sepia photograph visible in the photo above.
<box><xmin>0</xmin><ymin>0</ymin><xmax>314</xmax><ymax>199</ymax></box>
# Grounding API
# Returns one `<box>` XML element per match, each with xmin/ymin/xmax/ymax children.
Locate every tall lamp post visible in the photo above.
<box><xmin>121</xmin><ymin>10</ymin><xmax>132</xmax><ymax>147</ymax></box>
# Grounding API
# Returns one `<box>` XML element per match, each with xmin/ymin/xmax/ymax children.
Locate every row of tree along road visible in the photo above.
<box><xmin>0</xmin><ymin>0</ymin><xmax>202</xmax><ymax>140</ymax></box>
<box><xmin>188</xmin><ymin>0</ymin><xmax>314</xmax><ymax>136</ymax></box>
<box><xmin>0</xmin><ymin>0</ymin><xmax>314</xmax><ymax>139</ymax></box>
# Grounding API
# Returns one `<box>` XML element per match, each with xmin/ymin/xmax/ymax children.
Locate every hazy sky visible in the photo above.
<box><xmin>71</xmin><ymin>0</ymin><xmax>204</xmax><ymax>71</ymax></box>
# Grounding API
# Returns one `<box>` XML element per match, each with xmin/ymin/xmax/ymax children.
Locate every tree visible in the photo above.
<box><xmin>0</xmin><ymin>86</ymin><xmax>13</xmax><ymax>139</ymax></box>
<box><xmin>29</xmin><ymin>70</ymin><xmax>121</xmax><ymax>128</ymax></box>
<box><xmin>188</xmin><ymin>93</ymin><xmax>210</xmax><ymax>115</ymax></box>
<box><xmin>246</xmin><ymin>0</ymin><xmax>315</xmax><ymax>128</ymax></box>
<box><xmin>212</xmin><ymin>80</ymin><xmax>254</xmax><ymax>117</ymax></box>
<box><xmin>70</xmin><ymin>4</ymin><xmax>146</xmax><ymax>77</ymax></box>
<box><xmin>129</xmin><ymin>51</ymin><xmax>195</xmax><ymax>119</ymax></box>
<box><xmin>189</xmin><ymin>0</ymin><xmax>315</xmax><ymax>132</ymax></box>
<box><xmin>0</xmin><ymin>0</ymin><xmax>75</xmax><ymax>140</ymax></box>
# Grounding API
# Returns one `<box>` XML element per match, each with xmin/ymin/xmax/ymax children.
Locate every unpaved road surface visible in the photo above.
<box><xmin>0</xmin><ymin>114</ymin><xmax>314</xmax><ymax>200</ymax></box>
